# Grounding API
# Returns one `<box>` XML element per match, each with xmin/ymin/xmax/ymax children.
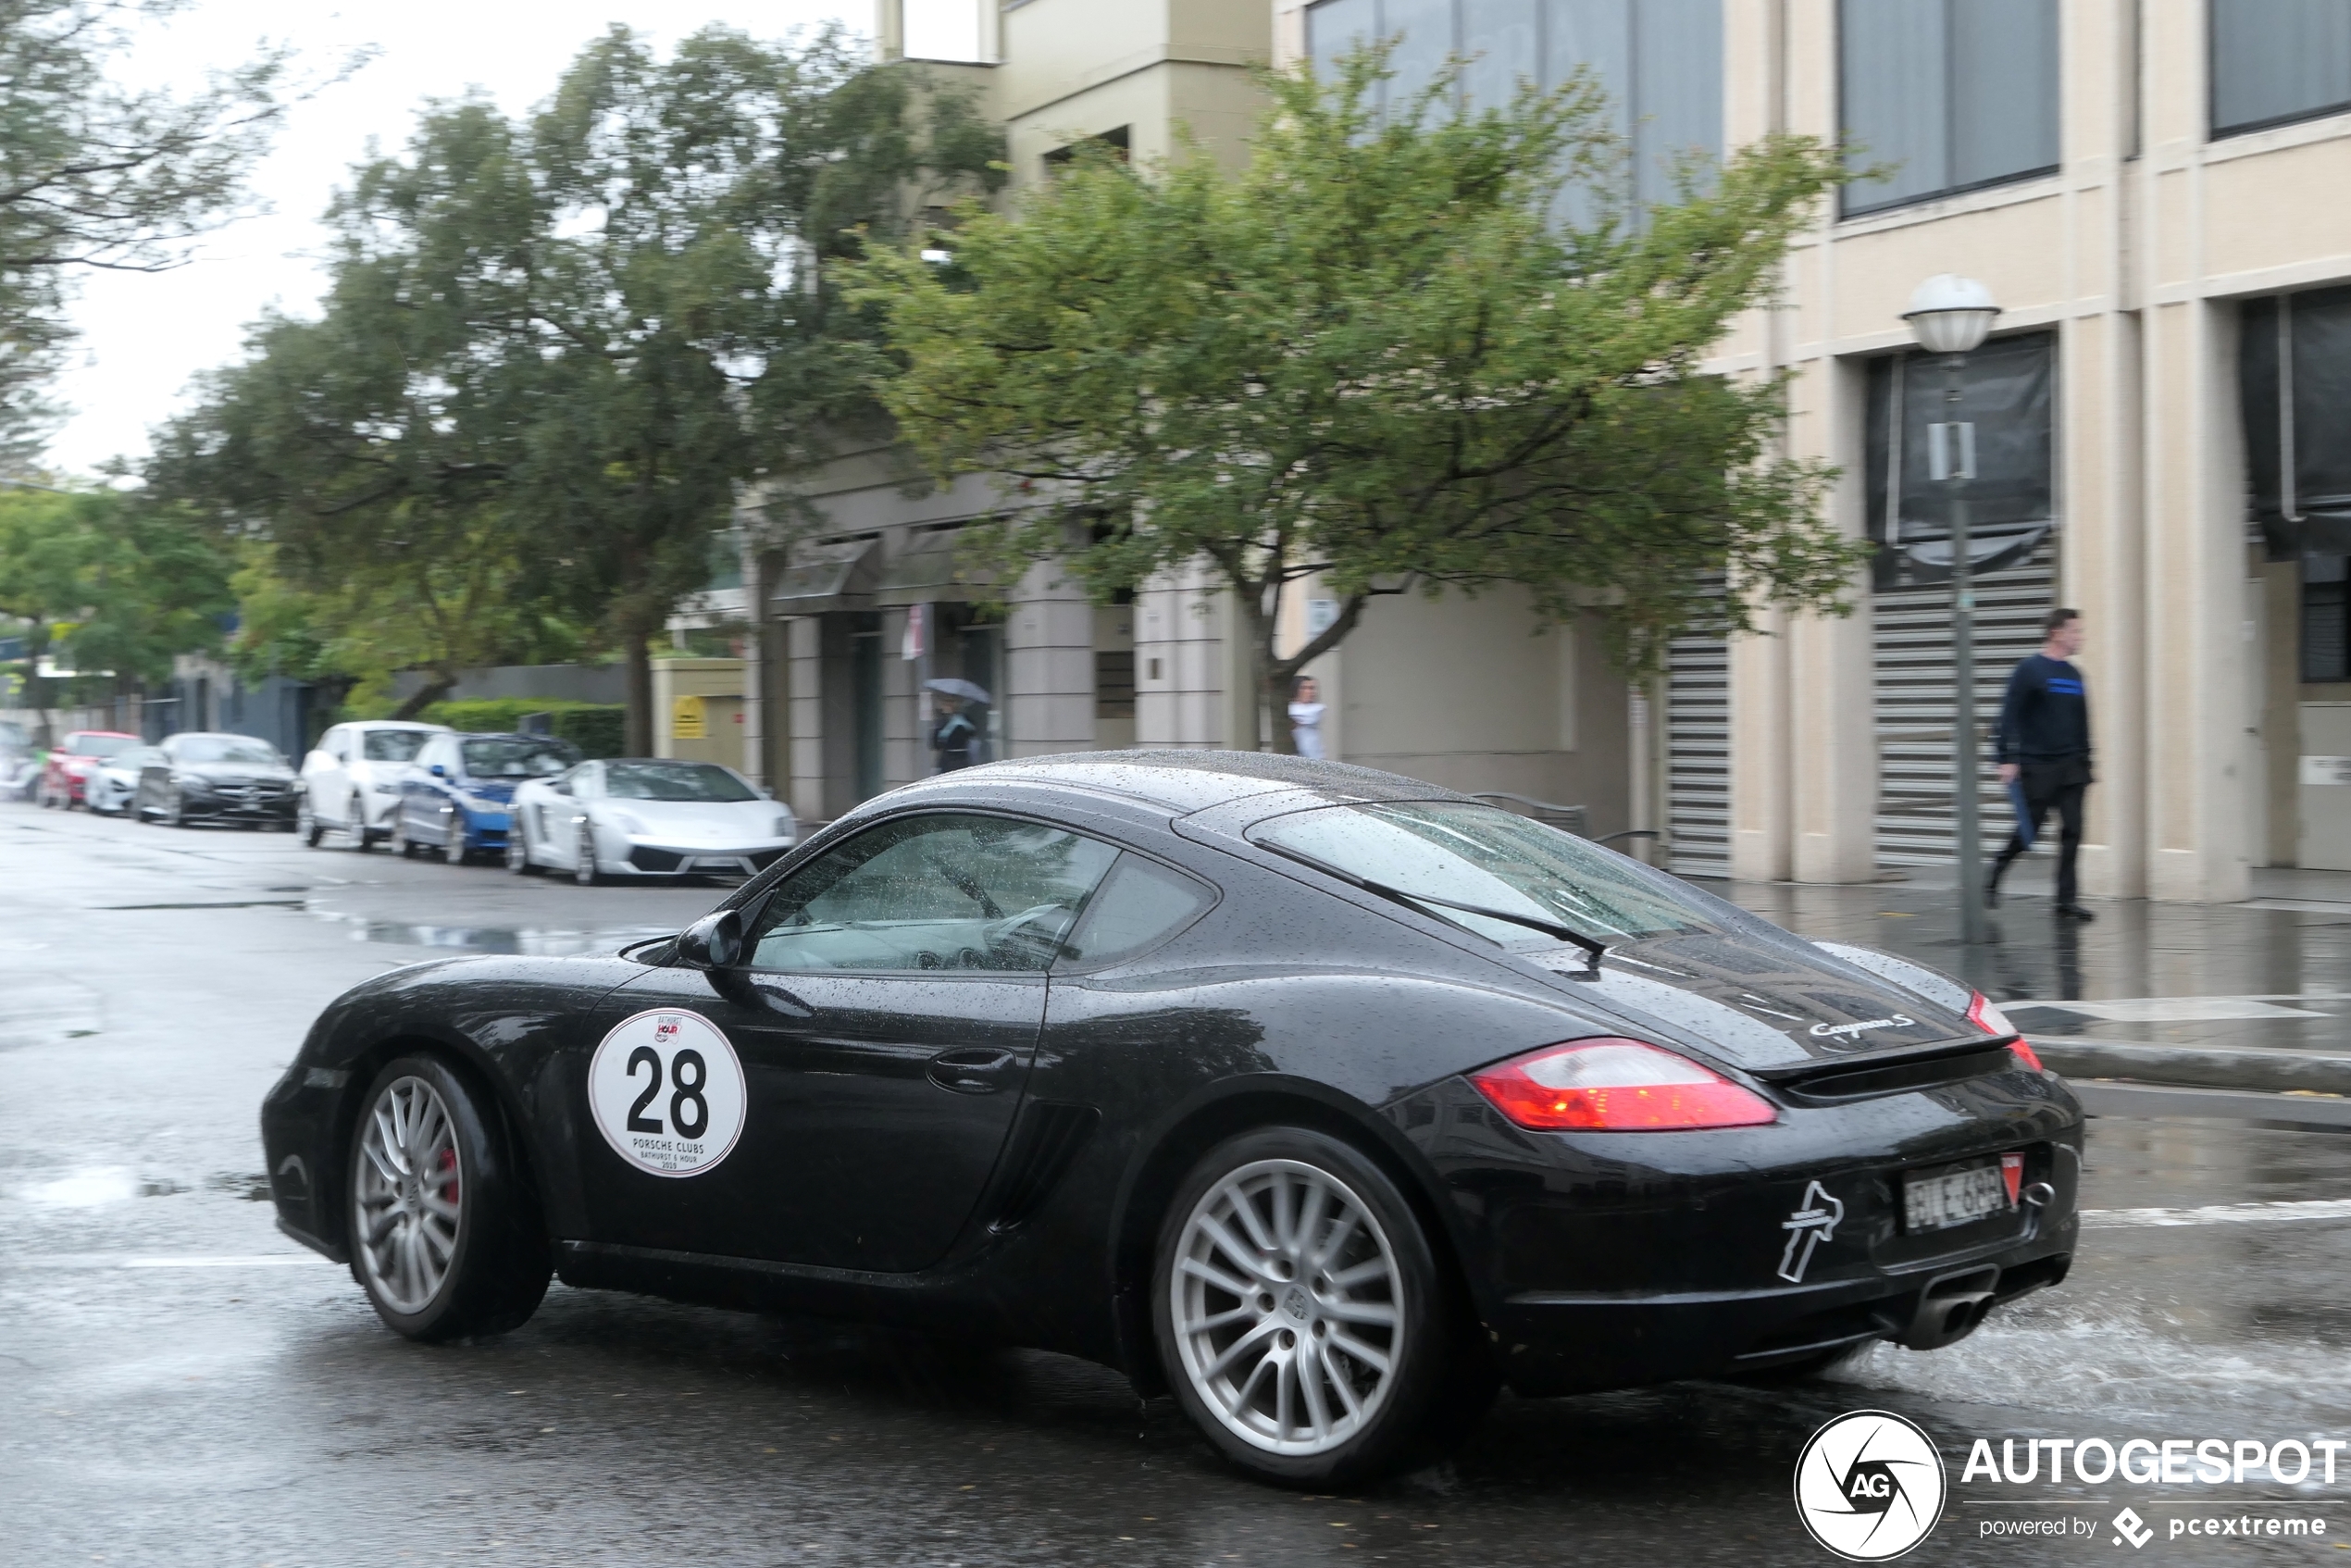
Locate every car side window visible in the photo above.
<box><xmin>1057</xmin><ymin>853</ymin><xmax>1216</xmax><ymax>968</ymax></box>
<box><xmin>747</xmin><ymin>814</ymin><xmax>1121</xmax><ymax>974</ymax></box>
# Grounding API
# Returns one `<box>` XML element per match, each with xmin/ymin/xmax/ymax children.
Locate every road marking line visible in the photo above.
<box><xmin>118</xmin><ymin>1255</ymin><xmax>319</xmax><ymax>1269</ymax></box>
<box><xmin>2082</xmin><ymin>1199</ymin><xmax>2351</xmax><ymax>1229</ymax></box>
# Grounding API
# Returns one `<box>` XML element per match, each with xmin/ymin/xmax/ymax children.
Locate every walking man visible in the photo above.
<box><xmin>1988</xmin><ymin>607</ymin><xmax>2094</xmax><ymax>920</ymax></box>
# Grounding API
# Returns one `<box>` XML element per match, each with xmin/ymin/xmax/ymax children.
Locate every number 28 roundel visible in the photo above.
<box><xmin>587</xmin><ymin>1010</ymin><xmax>749</xmax><ymax>1177</ymax></box>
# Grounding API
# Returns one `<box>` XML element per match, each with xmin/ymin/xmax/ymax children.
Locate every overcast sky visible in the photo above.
<box><xmin>40</xmin><ymin>0</ymin><xmax>989</xmax><ymax>479</ymax></box>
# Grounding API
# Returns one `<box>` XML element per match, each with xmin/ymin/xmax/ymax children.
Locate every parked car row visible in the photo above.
<box><xmin>296</xmin><ymin>718</ymin><xmax>793</xmax><ymax>883</ymax></box>
<box><xmin>17</xmin><ymin>715</ymin><xmax>795</xmax><ymax>880</ymax></box>
<box><xmin>34</xmin><ymin>728</ymin><xmax>301</xmax><ymax>827</ymax></box>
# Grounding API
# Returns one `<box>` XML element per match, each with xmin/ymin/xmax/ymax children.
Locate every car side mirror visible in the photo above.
<box><xmin>676</xmin><ymin>909</ymin><xmax>745</xmax><ymax>972</ymax></box>
<box><xmin>429</xmin><ymin>763</ymin><xmax>447</xmax><ymax>778</ymax></box>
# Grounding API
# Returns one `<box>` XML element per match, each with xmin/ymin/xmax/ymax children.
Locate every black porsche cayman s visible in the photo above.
<box><xmin>261</xmin><ymin>752</ymin><xmax>2080</xmax><ymax>1485</ymax></box>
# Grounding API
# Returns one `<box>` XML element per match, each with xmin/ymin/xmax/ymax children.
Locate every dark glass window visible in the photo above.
<box><xmin>1305</xmin><ymin>0</ymin><xmax>1721</xmax><ymax>209</ymax></box>
<box><xmin>2212</xmin><ymin>0</ymin><xmax>2351</xmax><ymax>138</ymax></box>
<box><xmin>2307</xmin><ymin>556</ymin><xmax>2350</xmax><ymax>684</ymax></box>
<box><xmin>1840</xmin><ymin>0</ymin><xmax>2059</xmax><ymax>217</ymax></box>
<box><xmin>1864</xmin><ymin>332</ymin><xmax>2057</xmax><ymax>589</ymax></box>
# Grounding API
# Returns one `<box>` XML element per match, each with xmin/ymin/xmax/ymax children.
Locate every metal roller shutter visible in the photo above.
<box><xmin>1873</xmin><ymin>543</ymin><xmax>2057</xmax><ymax>865</ymax></box>
<box><xmin>1666</xmin><ymin>617</ymin><xmax>1731</xmax><ymax>879</ymax></box>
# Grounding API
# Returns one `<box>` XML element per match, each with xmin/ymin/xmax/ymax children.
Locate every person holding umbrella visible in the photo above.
<box><xmin>925</xmin><ymin>678</ymin><xmax>990</xmax><ymax>772</ymax></box>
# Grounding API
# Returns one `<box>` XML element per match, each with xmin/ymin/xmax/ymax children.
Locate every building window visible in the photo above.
<box><xmin>2241</xmin><ymin>288</ymin><xmax>2351</xmax><ymax>683</ymax></box>
<box><xmin>1863</xmin><ymin>331</ymin><xmax>2057</xmax><ymax>590</ymax></box>
<box><xmin>2212</xmin><ymin>0</ymin><xmax>2351</xmax><ymax>138</ymax></box>
<box><xmin>1838</xmin><ymin>0</ymin><xmax>2059</xmax><ymax>218</ymax></box>
<box><xmin>1305</xmin><ymin>0</ymin><xmax>1722</xmax><ymax>210</ymax></box>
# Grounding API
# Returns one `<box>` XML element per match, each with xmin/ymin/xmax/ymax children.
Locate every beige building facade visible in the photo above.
<box><xmin>1272</xmin><ymin>0</ymin><xmax>2351</xmax><ymax>901</ymax></box>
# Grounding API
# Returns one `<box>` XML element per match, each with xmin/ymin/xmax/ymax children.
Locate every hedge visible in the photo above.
<box><xmin>417</xmin><ymin>698</ymin><xmax>626</xmax><ymax>759</ymax></box>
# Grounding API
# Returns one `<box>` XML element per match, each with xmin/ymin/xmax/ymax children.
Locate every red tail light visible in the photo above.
<box><xmin>1966</xmin><ymin>991</ymin><xmax>2043</xmax><ymax>1070</ymax></box>
<box><xmin>1469</xmin><ymin>1038</ymin><xmax>1775</xmax><ymax>1131</ymax></box>
<box><xmin>1966</xmin><ymin>991</ymin><xmax>2017</xmax><ymax>1036</ymax></box>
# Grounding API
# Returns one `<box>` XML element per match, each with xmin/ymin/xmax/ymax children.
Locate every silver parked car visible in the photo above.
<box><xmin>296</xmin><ymin>720</ymin><xmax>452</xmax><ymax>849</ymax></box>
<box><xmin>507</xmin><ymin>758</ymin><xmax>794</xmax><ymax>884</ymax></box>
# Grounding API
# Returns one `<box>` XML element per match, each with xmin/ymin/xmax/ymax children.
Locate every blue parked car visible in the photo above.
<box><xmin>393</xmin><ymin>731</ymin><xmax>582</xmax><ymax>865</ymax></box>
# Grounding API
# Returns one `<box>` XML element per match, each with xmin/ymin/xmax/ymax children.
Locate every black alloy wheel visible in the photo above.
<box><xmin>574</xmin><ymin>822</ymin><xmax>603</xmax><ymax>887</ymax></box>
<box><xmin>1151</xmin><ymin>1126</ymin><xmax>1496</xmax><ymax>1487</ymax></box>
<box><xmin>347</xmin><ymin>1054</ymin><xmax>552</xmax><ymax>1341</ymax></box>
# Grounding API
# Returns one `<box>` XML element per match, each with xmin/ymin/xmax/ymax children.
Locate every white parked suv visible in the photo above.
<box><xmin>296</xmin><ymin>720</ymin><xmax>452</xmax><ymax>849</ymax></box>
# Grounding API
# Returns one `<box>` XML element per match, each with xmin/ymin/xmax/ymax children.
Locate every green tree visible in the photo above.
<box><xmin>151</xmin><ymin>26</ymin><xmax>1001</xmax><ymax>750</ymax></box>
<box><xmin>0</xmin><ymin>485</ymin><xmax>231</xmax><ymax>734</ymax></box>
<box><xmin>1</xmin><ymin>0</ymin><xmax>299</xmax><ymax>464</ymax></box>
<box><xmin>852</xmin><ymin>50</ymin><xmax>1866</xmax><ymax>751</ymax></box>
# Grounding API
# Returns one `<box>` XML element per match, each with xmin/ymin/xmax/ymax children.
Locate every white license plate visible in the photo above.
<box><xmin>1904</xmin><ymin>1163</ymin><xmax>2014</xmax><ymax>1233</ymax></box>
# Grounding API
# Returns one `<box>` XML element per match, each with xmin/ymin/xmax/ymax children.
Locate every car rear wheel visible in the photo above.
<box><xmin>574</xmin><ymin>823</ymin><xmax>603</xmax><ymax>887</ymax></box>
<box><xmin>348</xmin><ymin>1055</ymin><xmax>551</xmax><ymax>1341</ymax></box>
<box><xmin>1152</xmin><ymin>1126</ymin><xmax>1494</xmax><ymax>1487</ymax></box>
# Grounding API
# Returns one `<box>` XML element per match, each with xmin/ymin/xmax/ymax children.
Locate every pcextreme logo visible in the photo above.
<box><xmin>1795</xmin><ymin>1410</ymin><xmax>1947</xmax><ymax>1561</ymax></box>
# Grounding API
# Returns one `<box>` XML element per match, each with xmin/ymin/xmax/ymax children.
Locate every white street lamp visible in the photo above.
<box><xmin>1902</xmin><ymin>273</ymin><xmax>2001</xmax><ymax>355</ymax></box>
<box><xmin>1904</xmin><ymin>274</ymin><xmax>2000</xmax><ymax>947</ymax></box>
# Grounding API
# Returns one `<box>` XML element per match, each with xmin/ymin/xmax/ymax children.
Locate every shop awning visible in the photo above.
<box><xmin>768</xmin><ymin>539</ymin><xmax>877</xmax><ymax>613</ymax></box>
<box><xmin>871</xmin><ymin>527</ymin><xmax>996</xmax><ymax>606</ymax></box>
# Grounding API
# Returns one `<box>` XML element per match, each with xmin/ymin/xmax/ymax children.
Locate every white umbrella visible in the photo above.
<box><xmin>923</xmin><ymin>678</ymin><xmax>992</xmax><ymax>704</ymax></box>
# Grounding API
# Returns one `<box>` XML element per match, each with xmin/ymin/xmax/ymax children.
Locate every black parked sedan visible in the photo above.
<box><xmin>261</xmin><ymin>753</ymin><xmax>2079</xmax><ymax>1484</ymax></box>
<box><xmin>137</xmin><ymin>731</ymin><xmax>298</xmax><ymax>828</ymax></box>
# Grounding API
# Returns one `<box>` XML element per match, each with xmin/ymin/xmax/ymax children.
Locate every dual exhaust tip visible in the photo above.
<box><xmin>1895</xmin><ymin>1181</ymin><xmax>2055</xmax><ymax>1350</ymax></box>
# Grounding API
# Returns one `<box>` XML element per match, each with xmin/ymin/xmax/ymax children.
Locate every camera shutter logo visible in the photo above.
<box><xmin>1794</xmin><ymin>1410</ymin><xmax>1947</xmax><ymax>1561</ymax></box>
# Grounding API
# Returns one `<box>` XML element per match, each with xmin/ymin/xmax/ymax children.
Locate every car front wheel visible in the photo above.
<box><xmin>1151</xmin><ymin>1126</ymin><xmax>1495</xmax><ymax>1487</ymax></box>
<box><xmin>299</xmin><ymin>798</ymin><xmax>325</xmax><ymax>847</ymax></box>
<box><xmin>348</xmin><ymin>1055</ymin><xmax>551</xmax><ymax>1341</ymax></box>
<box><xmin>574</xmin><ymin>822</ymin><xmax>603</xmax><ymax>887</ymax></box>
<box><xmin>442</xmin><ymin>815</ymin><xmax>469</xmax><ymax>866</ymax></box>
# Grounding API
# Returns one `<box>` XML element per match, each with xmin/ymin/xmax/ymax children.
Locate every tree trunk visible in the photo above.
<box><xmin>391</xmin><ymin>674</ymin><xmax>454</xmax><ymax>721</ymax></box>
<box><xmin>622</xmin><ymin>624</ymin><xmax>655</xmax><ymax>757</ymax></box>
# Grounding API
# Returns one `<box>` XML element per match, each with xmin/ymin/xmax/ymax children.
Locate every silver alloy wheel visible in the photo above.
<box><xmin>1169</xmin><ymin>1157</ymin><xmax>1404</xmax><ymax>1457</ymax></box>
<box><xmin>575</xmin><ymin>822</ymin><xmax>598</xmax><ymax>886</ymax></box>
<box><xmin>353</xmin><ymin>1075</ymin><xmax>463</xmax><ymax>1315</ymax></box>
<box><xmin>507</xmin><ymin>816</ymin><xmax>532</xmax><ymax>874</ymax></box>
<box><xmin>442</xmin><ymin>809</ymin><xmax>468</xmax><ymax>865</ymax></box>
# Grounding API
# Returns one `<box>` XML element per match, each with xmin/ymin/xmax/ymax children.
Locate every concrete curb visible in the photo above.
<box><xmin>2031</xmin><ymin>1037</ymin><xmax>2351</xmax><ymax>1097</ymax></box>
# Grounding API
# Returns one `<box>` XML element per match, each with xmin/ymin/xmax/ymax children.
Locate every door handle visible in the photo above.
<box><xmin>927</xmin><ymin>1048</ymin><xmax>1023</xmax><ymax>1095</ymax></box>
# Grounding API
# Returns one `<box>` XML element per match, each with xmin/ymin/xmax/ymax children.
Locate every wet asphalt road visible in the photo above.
<box><xmin>7</xmin><ymin>803</ymin><xmax>2351</xmax><ymax>1566</ymax></box>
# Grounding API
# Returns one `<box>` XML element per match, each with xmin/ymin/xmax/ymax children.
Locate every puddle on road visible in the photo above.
<box><xmin>17</xmin><ymin>1167</ymin><xmax>143</xmax><ymax>1207</ymax></box>
<box><xmin>308</xmin><ymin>909</ymin><xmax>674</xmax><ymax>957</ymax></box>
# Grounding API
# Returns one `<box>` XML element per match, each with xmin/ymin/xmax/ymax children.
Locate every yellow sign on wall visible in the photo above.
<box><xmin>671</xmin><ymin>693</ymin><xmax>707</xmax><ymax>740</ymax></box>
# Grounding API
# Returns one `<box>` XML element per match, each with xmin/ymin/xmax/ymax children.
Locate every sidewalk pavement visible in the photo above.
<box><xmin>1706</xmin><ymin>863</ymin><xmax>2351</xmax><ymax>1096</ymax></box>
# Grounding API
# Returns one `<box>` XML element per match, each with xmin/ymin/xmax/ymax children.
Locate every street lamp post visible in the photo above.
<box><xmin>1903</xmin><ymin>275</ymin><xmax>2001</xmax><ymax>947</ymax></box>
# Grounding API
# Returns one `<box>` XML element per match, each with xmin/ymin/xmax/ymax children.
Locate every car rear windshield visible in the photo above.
<box><xmin>174</xmin><ymin>736</ymin><xmax>281</xmax><ymax>765</ymax></box>
<box><xmin>69</xmin><ymin>734</ymin><xmax>141</xmax><ymax>759</ymax></box>
<box><xmin>1250</xmin><ymin>801</ymin><xmax>1720</xmax><ymax>947</ymax></box>
<box><xmin>363</xmin><ymin>730</ymin><xmax>429</xmax><ymax>763</ymax></box>
<box><xmin>604</xmin><ymin>761</ymin><xmax>757</xmax><ymax>803</ymax></box>
<box><xmin>461</xmin><ymin>737</ymin><xmax>579</xmax><ymax>778</ymax></box>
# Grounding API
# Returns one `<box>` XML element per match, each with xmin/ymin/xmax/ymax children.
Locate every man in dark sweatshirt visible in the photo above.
<box><xmin>1988</xmin><ymin>607</ymin><xmax>2094</xmax><ymax>920</ymax></box>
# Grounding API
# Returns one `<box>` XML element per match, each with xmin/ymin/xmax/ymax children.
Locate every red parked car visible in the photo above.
<box><xmin>37</xmin><ymin>730</ymin><xmax>143</xmax><ymax>810</ymax></box>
